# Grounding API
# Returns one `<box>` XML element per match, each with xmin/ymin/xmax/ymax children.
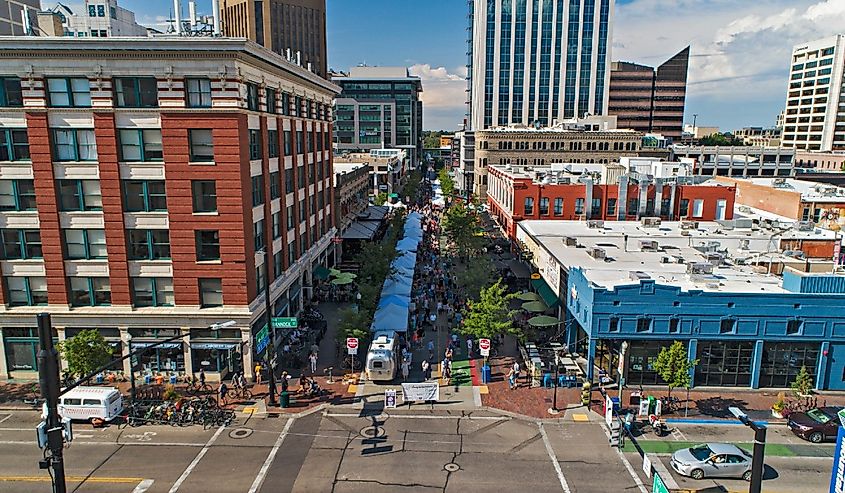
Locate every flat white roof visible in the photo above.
<box><xmin>746</xmin><ymin>178</ymin><xmax>845</xmax><ymax>202</ymax></box>
<box><xmin>518</xmin><ymin>220</ymin><xmax>838</xmax><ymax>294</ymax></box>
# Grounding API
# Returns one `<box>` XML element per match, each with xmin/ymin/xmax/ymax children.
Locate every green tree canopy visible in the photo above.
<box><xmin>653</xmin><ymin>341</ymin><xmax>698</xmax><ymax>398</ymax></box>
<box><xmin>699</xmin><ymin>132</ymin><xmax>744</xmax><ymax>146</ymax></box>
<box><xmin>443</xmin><ymin>202</ymin><xmax>483</xmax><ymax>257</ymax></box>
<box><xmin>791</xmin><ymin>365</ymin><xmax>814</xmax><ymax>397</ymax></box>
<box><xmin>58</xmin><ymin>329</ymin><xmax>115</xmax><ymax>380</ymax></box>
<box><xmin>438</xmin><ymin>167</ymin><xmax>455</xmax><ymax>198</ymax></box>
<box><xmin>459</xmin><ymin>279</ymin><xmax>520</xmax><ymax>340</ymax></box>
<box><xmin>374</xmin><ymin>192</ymin><xmax>388</xmax><ymax>206</ymax></box>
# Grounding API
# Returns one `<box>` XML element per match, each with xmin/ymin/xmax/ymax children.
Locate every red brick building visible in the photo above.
<box><xmin>487</xmin><ymin>164</ymin><xmax>736</xmax><ymax>240</ymax></box>
<box><xmin>0</xmin><ymin>38</ymin><xmax>339</xmax><ymax>380</ymax></box>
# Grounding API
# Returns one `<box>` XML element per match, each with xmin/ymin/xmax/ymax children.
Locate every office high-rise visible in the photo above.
<box><xmin>467</xmin><ymin>0</ymin><xmax>614</xmax><ymax>131</ymax></box>
<box><xmin>781</xmin><ymin>34</ymin><xmax>845</xmax><ymax>151</ymax></box>
<box><xmin>219</xmin><ymin>0</ymin><xmax>327</xmax><ymax>78</ymax></box>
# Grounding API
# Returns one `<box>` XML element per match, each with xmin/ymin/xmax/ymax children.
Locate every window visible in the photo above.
<box><xmin>0</xmin><ymin>180</ymin><xmax>36</xmax><ymax>211</ymax></box>
<box><xmin>57</xmin><ymin>179</ymin><xmax>102</xmax><ymax>211</ymax></box>
<box><xmin>63</xmin><ymin>229</ymin><xmax>107</xmax><ymax>259</ymax></box>
<box><xmin>524</xmin><ymin>197</ymin><xmax>534</xmax><ymax>215</ymax></box>
<box><xmin>286</xmin><ymin>205</ymin><xmax>294</xmax><ymax>230</ymax></box>
<box><xmin>195</xmin><ymin>230</ymin><xmax>220</xmax><ymax>261</ymax></box>
<box><xmin>52</xmin><ymin>129</ymin><xmax>97</xmax><ymax>161</ymax></box>
<box><xmin>296</xmin><ymin>131</ymin><xmax>303</xmax><ymax>154</ymax></box>
<box><xmin>281</xmin><ymin>92</ymin><xmax>290</xmax><ymax>116</ymax></box>
<box><xmin>679</xmin><ymin>199</ymin><xmax>689</xmax><ymax>217</ymax></box>
<box><xmin>191</xmin><ymin>180</ymin><xmax>216</xmax><ymax>213</ymax></box>
<box><xmin>246</xmin><ymin>83</ymin><xmax>259</xmax><ymax>111</ymax></box>
<box><xmin>185</xmin><ymin>77</ymin><xmax>211</xmax><ymax>108</ymax></box>
<box><xmin>88</xmin><ymin>5</ymin><xmax>95</xmax><ymax>15</ymax></box>
<box><xmin>591</xmin><ymin>198</ymin><xmax>602</xmax><ymax>216</ymax></box>
<box><xmin>188</xmin><ymin>129</ymin><xmax>214</xmax><ymax>162</ymax></box>
<box><xmin>256</xmin><ymin>262</ymin><xmax>266</xmax><ymax>292</ymax></box>
<box><xmin>113</xmin><ymin>77</ymin><xmax>158</xmax><ymax>108</ymax></box>
<box><xmin>272</xmin><ymin>211</ymin><xmax>281</xmax><ymax>239</ymax></box>
<box><xmin>295</xmin><ymin>96</ymin><xmax>303</xmax><ymax>117</ymax></box>
<box><xmin>786</xmin><ymin>319</ymin><xmax>803</xmax><ymax>335</ymax></box>
<box><xmin>0</xmin><ymin>229</ymin><xmax>42</xmax><ymax>259</ymax></box>
<box><xmin>287</xmin><ymin>240</ymin><xmax>296</xmax><ymax>264</ymax></box>
<box><xmin>759</xmin><ymin>342</ymin><xmax>819</xmax><ymax>388</ymax></box>
<box><xmin>720</xmin><ymin>318</ymin><xmax>736</xmax><ymax>334</ymax></box>
<box><xmin>283</xmin><ymin>130</ymin><xmax>292</xmax><ymax>155</ymax></box>
<box><xmin>46</xmin><ymin>78</ymin><xmax>91</xmax><ymax>107</ymax></box>
<box><xmin>251</xmin><ymin>175</ymin><xmax>264</xmax><ymax>207</ymax></box>
<box><xmin>199</xmin><ymin>278</ymin><xmax>223</xmax><ymax>307</ymax></box>
<box><xmin>268</xmin><ymin>130</ymin><xmax>279</xmax><ymax>158</ymax></box>
<box><xmin>285</xmin><ymin>168</ymin><xmax>294</xmax><ymax>193</ymax></box>
<box><xmin>574</xmin><ymin>198</ymin><xmax>585</xmax><ymax>215</ymax></box>
<box><xmin>126</xmin><ymin>229</ymin><xmax>170</xmax><ymax>260</ymax></box>
<box><xmin>97</xmin><ymin>5</ymin><xmax>104</xmax><ymax>16</ymax></box>
<box><xmin>5</xmin><ymin>276</ymin><xmax>47</xmax><ymax>306</ymax></box>
<box><xmin>608</xmin><ymin>317</ymin><xmax>619</xmax><ymax>332</ymax></box>
<box><xmin>266</xmin><ymin>87</ymin><xmax>277</xmax><ymax>113</ymax></box>
<box><xmin>69</xmin><ymin>277</ymin><xmax>111</xmax><ymax>306</ymax></box>
<box><xmin>273</xmin><ymin>251</ymin><xmax>283</xmax><ymax>277</ymax></box>
<box><xmin>253</xmin><ymin>220</ymin><xmax>265</xmax><ymax>250</ymax></box>
<box><xmin>249</xmin><ymin>129</ymin><xmax>261</xmax><ymax>160</ymax></box>
<box><xmin>627</xmin><ymin>198</ymin><xmax>638</xmax><ymax>215</ymax></box>
<box><xmin>299</xmin><ymin>198</ymin><xmax>306</xmax><ymax>222</ymax></box>
<box><xmin>297</xmin><ymin>165</ymin><xmax>305</xmax><ymax>188</ymax></box>
<box><xmin>0</xmin><ymin>77</ymin><xmax>22</xmax><ymax>107</ymax></box>
<box><xmin>553</xmin><ymin>197</ymin><xmax>563</xmax><ymax>216</ymax></box>
<box><xmin>123</xmin><ymin>180</ymin><xmax>166</xmax><ymax>212</ymax></box>
<box><xmin>119</xmin><ymin>129</ymin><xmax>163</xmax><ymax>162</ymax></box>
<box><xmin>607</xmin><ymin>198</ymin><xmax>617</xmax><ymax>216</ymax></box>
<box><xmin>669</xmin><ymin>318</ymin><xmax>680</xmax><ymax>333</ymax></box>
<box><xmin>692</xmin><ymin>199</ymin><xmax>704</xmax><ymax>218</ymax></box>
<box><xmin>0</xmin><ymin>129</ymin><xmax>29</xmax><ymax>161</ymax></box>
<box><xmin>131</xmin><ymin>277</ymin><xmax>174</xmax><ymax>307</ymax></box>
<box><xmin>636</xmin><ymin>318</ymin><xmax>652</xmax><ymax>333</ymax></box>
<box><xmin>539</xmin><ymin>197</ymin><xmax>549</xmax><ymax>215</ymax></box>
<box><xmin>269</xmin><ymin>171</ymin><xmax>280</xmax><ymax>199</ymax></box>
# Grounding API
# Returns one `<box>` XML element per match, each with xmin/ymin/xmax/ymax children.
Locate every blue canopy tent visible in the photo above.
<box><xmin>394</xmin><ymin>252</ymin><xmax>417</xmax><ymax>271</ymax></box>
<box><xmin>372</xmin><ymin>303</ymin><xmax>409</xmax><ymax>332</ymax></box>
<box><xmin>377</xmin><ymin>293</ymin><xmax>410</xmax><ymax>309</ymax></box>
<box><xmin>407</xmin><ymin>212</ymin><xmax>422</xmax><ymax>222</ymax></box>
<box><xmin>396</xmin><ymin>237</ymin><xmax>419</xmax><ymax>252</ymax></box>
<box><xmin>382</xmin><ymin>278</ymin><xmax>412</xmax><ymax>299</ymax></box>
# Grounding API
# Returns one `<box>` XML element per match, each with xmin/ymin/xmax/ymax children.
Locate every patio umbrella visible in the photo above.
<box><xmin>521</xmin><ymin>301</ymin><xmax>549</xmax><ymax>313</ymax></box>
<box><xmin>338</xmin><ymin>272</ymin><xmax>357</xmax><ymax>279</ymax></box>
<box><xmin>527</xmin><ymin>315</ymin><xmax>562</xmax><ymax>327</ymax></box>
<box><xmin>331</xmin><ymin>276</ymin><xmax>354</xmax><ymax>285</ymax></box>
<box><xmin>329</xmin><ymin>268</ymin><xmax>342</xmax><ymax>277</ymax></box>
<box><xmin>516</xmin><ymin>291</ymin><xmax>542</xmax><ymax>302</ymax></box>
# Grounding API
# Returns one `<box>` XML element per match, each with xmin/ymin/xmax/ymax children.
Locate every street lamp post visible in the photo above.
<box><xmin>260</xmin><ymin>247</ymin><xmax>278</xmax><ymax>407</ymax></box>
<box><xmin>729</xmin><ymin>406</ymin><xmax>766</xmax><ymax>493</ymax></box>
<box><xmin>127</xmin><ymin>334</ymin><xmax>135</xmax><ymax>403</ymax></box>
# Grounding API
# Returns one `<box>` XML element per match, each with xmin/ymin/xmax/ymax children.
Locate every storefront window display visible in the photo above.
<box><xmin>3</xmin><ymin>327</ymin><xmax>57</xmax><ymax>371</ymax></box>
<box><xmin>696</xmin><ymin>340</ymin><xmax>754</xmax><ymax>387</ymax></box>
<box><xmin>759</xmin><ymin>342</ymin><xmax>819</xmax><ymax>388</ymax></box>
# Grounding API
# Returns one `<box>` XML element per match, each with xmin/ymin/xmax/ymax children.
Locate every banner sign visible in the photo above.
<box><xmin>830</xmin><ymin>426</ymin><xmax>845</xmax><ymax>493</ymax></box>
<box><xmin>401</xmin><ymin>382</ymin><xmax>439</xmax><ymax>402</ymax></box>
<box><xmin>385</xmin><ymin>389</ymin><xmax>397</xmax><ymax>408</ymax></box>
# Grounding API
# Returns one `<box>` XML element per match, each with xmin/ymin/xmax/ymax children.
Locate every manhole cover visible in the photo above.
<box><xmin>360</xmin><ymin>426</ymin><xmax>385</xmax><ymax>438</ymax></box>
<box><xmin>444</xmin><ymin>463</ymin><xmax>460</xmax><ymax>472</ymax></box>
<box><xmin>229</xmin><ymin>428</ymin><xmax>253</xmax><ymax>439</ymax></box>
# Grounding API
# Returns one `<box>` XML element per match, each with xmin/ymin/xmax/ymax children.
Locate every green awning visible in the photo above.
<box><xmin>313</xmin><ymin>265</ymin><xmax>331</xmax><ymax>280</ymax></box>
<box><xmin>531</xmin><ymin>278</ymin><xmax>560</xmax><ymax>308</ymax></box>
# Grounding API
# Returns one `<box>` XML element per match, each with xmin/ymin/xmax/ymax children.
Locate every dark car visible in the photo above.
<box><xmin>787</xmin><ymin>407</ymin><xmax>843</xmax><ymax>443</ymax></box>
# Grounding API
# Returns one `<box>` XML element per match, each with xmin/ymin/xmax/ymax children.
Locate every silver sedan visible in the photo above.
<box><xmin>670</xmin><ymin>443</ymin><xmax>753</xmax><ymax>481</ymax></box>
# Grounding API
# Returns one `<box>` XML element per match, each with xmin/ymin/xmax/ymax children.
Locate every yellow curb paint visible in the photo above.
<box><xmin>478</xmin><ymin>385</ymin><xmax>489</xmax><ymax>394</ymax></box>
<box><xmin>347</xmin><ymin>384</ymin><xmax>357</xmax><ymax>393</ymax></box>
<box><xmin>242</xmin><ymin>407</ymin><xmax>255</xmax><ymax>414</ymax></box>
<box><xmin>571</xmin><ymin>413</ymin><xmax>589</xmax><ymax>422</ymax></box>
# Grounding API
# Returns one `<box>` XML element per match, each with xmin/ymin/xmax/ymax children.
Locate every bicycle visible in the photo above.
<box><xmin>185</xmin><ymin>379</ymin><xmax>214</xmax><ymax>396</ymax></box>
<box><xmin>226</xmin><ymin>385</ymin><xmax>253</xmax><ymax>401</ymax></box>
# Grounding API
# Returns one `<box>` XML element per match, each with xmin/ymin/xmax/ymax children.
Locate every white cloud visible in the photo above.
<box><xmin>409</xmin><ymin>64</ymin><xmax>467</xmax><ymax>129</ymax></box>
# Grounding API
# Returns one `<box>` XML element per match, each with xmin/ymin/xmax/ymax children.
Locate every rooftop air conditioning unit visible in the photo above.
<box><xmin>796</xmin><ymin>221</ymin><xmax>814</xmax><ymax>231</ymax></box>
<box><xmin>735</xmin><ymin>218</ymin><xmax>753</xmax><ymax>229</ymax></box>
<box><xmin>660</xmin><ymin>256</ymin><xmax>672</xmax><ymax>264</ymax></box>
<box><xmin>784</xmin><ymin>250</ymin><xmax>805</xmax><ymax>258</ymax></box>
<box><xmin>680</xmin><ymin>220</ymin><xmax>699</xmax><ymax>230</ymax></box>
<box><xmin>738</xmin><ymin>205</ymin><xmax>752</xmax><ymax>213</ymax></box>
<box><xmin>706</xmin><ymin>252</ymin><xmax>724</xmax><ymax>265</ymax></box>
<box><xmin>629</xmin><ymin>271</ymin><xmax>651</xmax><ymax>281</ymax></box>
<box><xmin>564</xmin><ymin>236</ymin><xmax>578</xmax><ymax>246</ymax></box>
<box><xmin>639</xmin><ymin>240</ymin><xmax>659</xmax><ymax>251</ymax></box>
<box><xmin>587</xmin><ymin>247</ymin><xmax>606</xmax><ymax>260</ymax></box>
<box><xmin>680</xmin><ymin>229</ymin><xmax>691</xmax><ymax>236</ymax></box>
<box><xmin>587</xmin><ymin>220</ymin><xmax>605</xmax><ymax>229</ymax></box>
<box><xmin>687</xmin><ymin>262</ymin><xmax>714</xmax><ymax>275</ymax></box>
<box><xmin>641</xmin><ymin>217</ymin><xmax>662</xmax><ymax>228</ymax></box>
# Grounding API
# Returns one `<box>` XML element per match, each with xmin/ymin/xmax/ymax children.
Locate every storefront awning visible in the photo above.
<box><xmin>313</xmin><ymin>265</ymin><xmax>331</xmax><ymax>280</ymax></box>
<box><xmin>507</xmin><ymin>259</ymin><xmax>531</xmax><ymax>279</ymax></box>
<box><xmin>341</xmin><ymin>220</ymin><xmax>380</xmax><ymax>240</ymax></box>
<box><xmin>131</xmin><ymin>342</ymin><xmax>183</xmax><ymax>349</ymax></box>
<box><xmin>530</xmin><ymin>278</ymin><xmax>560</xmax><ymax>308</ymax></box>
<box><xmin>191</xmin><ymin>342</ymin><xmax>239</xmax><ymax>350</ymax></box>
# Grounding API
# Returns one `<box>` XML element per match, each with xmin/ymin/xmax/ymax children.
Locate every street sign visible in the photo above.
<box><xmin>347</xmin><ymin>337</ymin><xmax>358</xmax><ymax>355</ymax></box>
<box><xmin>479</xmin><ymin>338</ymin><xmax>491</xmax><ymax>357</ymax></box>
<box><xmin>652</xmin><ymin>473</ymin><xmax>669</xmax><ymax>493</ymax></box>
<box><xmin>272</xmin><ymin>317</ymin><xmax>298</xmax><ymax>329</ymax></box>
<box><xmin>838</xmin><ymin>408</ymin><xmax>845</xmax><ymax>428</ymax></box>
<box><xmin>385</xmin><ymin>389</ymin><xmax>397</xmax><ymax>408</ymax></box>
<box><xmin>255</xmin><ymin>326</ymin><xmax>270</xmax><ymax>354</ymax></box>
<box><xmin>642</xmin><ymin>454</ymin><xmax>652</xmax><ymax>478</ymax></box>
<box><xmin>830</xmin><ymin>426</ymin><xmax>845</xmax><ymax>493</ymax></box>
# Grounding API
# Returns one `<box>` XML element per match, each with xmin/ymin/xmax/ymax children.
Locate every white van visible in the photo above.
<box><xmin>57</xmin><ymin>387</ymin><xmax>123</xmax><ymax>422</ymax></box>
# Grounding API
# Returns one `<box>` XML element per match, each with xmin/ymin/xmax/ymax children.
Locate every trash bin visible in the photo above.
<box><xmin>481</xmin><ymin>365</ymin><xmax>491</xmax><ymax>384</ymax></box>
<box><xmin>610</xmin><ymin>396</ymin><xmax>620</xmax><ymax>413</ymax></box>
<box><xmin>280</xmin><ymin>391</ymin><xmax>290</xmax><ymax>408</ymax></box>
<box><xmin>144</xmin><ymin>374</ymin><xmax>152</xmax><ymax>384</ymax></box>
<box><xmin>169</xmin><ymin>374</ymin><xmax>178</xmax><ymax>384</ymax></box>
<box><xmin>95</xmin><ymin>373</ymin><xmax>104</xmax><ymax>384</ymax></box>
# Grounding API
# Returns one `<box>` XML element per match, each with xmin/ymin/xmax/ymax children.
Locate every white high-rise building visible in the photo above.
<box><xmin>467</xmin><ymin>0</ymin><xmax>614</xmax><ymax>131</ymax></box>
<box><xmin>782</xmin><ymin>34</ymin><xmax>845</xmax><ymax>152</ymax></box>
<box><xmin>47</xmin><ymin>0</ymin><xmax>148</xmax><ymax>37</ymax></box>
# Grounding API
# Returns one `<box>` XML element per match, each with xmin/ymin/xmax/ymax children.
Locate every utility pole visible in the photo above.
<box><xmin>729</xmin><ymin>406</ymin><xmax>766</xmax><ymax>493</ymax></box>
<box><xmin>263</xmin><ymin>247</ymin><xmax>278</xmax><ymax>406</ymax></box>
<box><xmin>36</xmin><ymin>313</ymin><xmax>67</xmax><ymax>493</ymax></box>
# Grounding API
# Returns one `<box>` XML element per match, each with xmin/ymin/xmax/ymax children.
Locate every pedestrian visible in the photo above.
<box><xmin>445</xmin><ymin>346</ymin><xmax>453</xmax><ymax>361</ymax></box>
<box><xmin>507</xmin><ymin>367</ymin><xmax>516</xmax><ymax>390</ymax></box>
<box><xmin>427</xmin><ymin>340</ymin><xmax>435</xmax><ymax>358</ymax></box>
<box><xmin>466</xmin><ymin>338</ymin><xmax>473</xmax><ymax>358</ymax></box>
<box><xmin>299</xmin><ymin>372</ymin><xmax>308</xmax><ymax>393</ymax></box>
<box><xmin>219</xmin><ymin>381</ymin><xmax>228</xmax><ymax>404</ymax></box>
<box><xmin>280</xmin><ymin>371</ymin><xmax>289</xmax><ymax>394</ymax></box>
<box><xmin>442</xmin><ymin>359</ymin><xmax>451</xmax><ymax>385</ymax></box>
<box><xmin>401</xmin><ymin>360</ymin><xmax>410</xmax><ymax>381</ymax></box>
<box><xmin>199</xmin><ymin>368</ymin><xmax>206</xmax><ymax>387</ymax></box>
<box><xmin>421</xmin><ymin>359</ymin><xmax>430</xmax><ymax>381</ymax></box>
<box><xmin>309</xmin><ymin>352</ymin><xmax>318</xmax><ymax>374</ymax></box>
<box><xmin>254</xmin><ymin>362</ymin><xmax>262</xmax><ymax>385</ymax></box>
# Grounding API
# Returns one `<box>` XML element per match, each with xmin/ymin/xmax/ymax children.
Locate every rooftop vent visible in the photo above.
<box><xmin>705</xmin><ymin>281</ymin><xmax>721</xmax><ymax>290</ymax></box>
<box><xmin>687</xmin><ymin>262</ymin><xmax>714</xmax><ymax>275</ymax></box>
<box><xmin>639</xmin><ymin>240</ymin><xmax>659</xmax><ymax>252</ymax></box>
<box><xmin>680</xmin><ymin>220</ymin><xmax>699</xmax><ymax>230</ymax></box>
<box><xmin>629</xmin><ymin>271</ymin><xmax>651</xmax><ymax>281</ymax></box>
<box><xmin>772</xmin><ymin>178</ymin><xmax>788</xmax><ymax>187</ymax></box>
<box><xmin>641</xmin><ymin>217</ymin><xmax>662</xmax><ymax>228</ymax></box>
<box><xmin>587</xmin><ymin>247</ymin><xmax>607</xmax><ymax>260</ymax></box>
<box><xmin>705</xmin><ymin>252</ymin><xmax>725</xmax><ymax>265</ymax></box>
<box><xmin>796</xmin><ymin>221</ymin><xmax>814</xmax><ymax>231</ymax></box>
<box><xmin>587</xmin><ymin>220</ymin><xmax>605</xmax><ymax>229</ymax></box>
<box><xmin>564</xmin><ymin>236</ymin><xmax>578</xmax><ymax>246</ymax></box>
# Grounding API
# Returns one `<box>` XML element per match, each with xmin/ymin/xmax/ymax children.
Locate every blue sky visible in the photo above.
<box><xmin>123</xmin><ymin>0</ymin><xmax>845</xmax><ymax>132</ymax></box>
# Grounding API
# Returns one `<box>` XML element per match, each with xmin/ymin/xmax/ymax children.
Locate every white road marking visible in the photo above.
<box><xmin>323</xmin><ymin>413</ymin><xmax>505</xmax><ymax>420</ymax></box>
<box><xmin>600</xmin><ymin>424</ymin><xmax>648</xmax><ymax>493</ymax></box>
<box><xmin>538</xmin><ymin>423</ymin><xmax>572</xmax><ymax>493</ymax></box>
<box><xmin>247</xmin><ymin>418</ymin><xmax>295</xmax><ymax>493</ymax></box>
<box><xmin>167</xmin><ymin>425</ymin><xmax>226</xmax><ymax>493</ymax></box>
<box><xmin>670</xmin><ymin>427</ymin><xmax>686</xmax><ymax>441</ymax></box>
<box><xmin>0</xmin><ymin>414</ymin><xmax>12</xmax><ymax>424</ymax></box>
<box><xmin>132</xmin><ymin>479</ymin><xmax>154</xmax><ymax>493</ymax></box>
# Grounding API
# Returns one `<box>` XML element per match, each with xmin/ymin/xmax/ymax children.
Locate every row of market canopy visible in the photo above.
<box><xmin>370</xmin><ymin>212</ymin><xmax>424</xmax><ymax>334</ymax></box>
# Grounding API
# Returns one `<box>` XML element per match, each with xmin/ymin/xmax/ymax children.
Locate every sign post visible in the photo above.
<box><xmin>652</xmin><ymin>473</ymin><xmax>669</xmax><ymax>493</ymax></box>
<box><xmin>347</xmin><ymin>338</ymin><xmax>359</xmax><ymax>374</ymax></box>
<box><xmin>385</xmin><ymin>389</ymin><xmax>397</xmax><ymax>408</ymax></box>
<box><xmin>479</xmin><ymin>338</ymin><xmax>491</xmax><ymax>358</ymax></box>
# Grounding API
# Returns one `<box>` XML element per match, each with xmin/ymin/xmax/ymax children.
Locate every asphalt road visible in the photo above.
<box><xmin>0</xmin><ymin>408</ymin><xmax>833</xmax><ymax>493</ymax></box>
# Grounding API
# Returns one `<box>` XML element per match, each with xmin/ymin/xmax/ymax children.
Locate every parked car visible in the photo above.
<box><xmin>788</xmin><ymin>407</ymin><xmax>843</xmax><ymax>443</ymax></box>
<box><xmin>670</xmin><ymin>443</ymin><xmax>752</xmax><ymax>481</ymax></box>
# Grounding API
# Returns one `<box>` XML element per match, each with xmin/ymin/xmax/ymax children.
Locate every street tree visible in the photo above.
<box><xmin>459</xmin><ymin>279</ymin><xmax>520</xmax><ymax>340</ymax></box>
<box><xmin>443</xmin><ymin>202</ymin><xmax>483</xmax><ymax>258</ymax></box>
<box><xmin>58</xmin><ymin>329</ymin><xmax>114</xmax><ymax>381</ymax></box>
<box><xmin>791</xmin><ymin>365</ymin><xmax>814</xmax><ymax>397</ymax></box>
<box><xmin>438</xmin><ymin>167</ymin><xmax>455</xmax><ymax>198</ymax></box>
<box><xmin>374</xmin><ymin>192</ymin><xmax>388</xmax><ymax>206</ymax></box>
<box><xmin>653</xmin><ymin>341</ymin><xmax>698</xmax><ymax>399</ymax></box>
<box><xmin>456</xmin><ymin>254</ymin><xmax>494</xmax><ymax>301</ymax></box>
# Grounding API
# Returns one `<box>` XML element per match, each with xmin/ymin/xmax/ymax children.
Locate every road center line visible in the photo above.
<box><xmin>538</xmin><ymin>423</ymin><xmax>572</xmax><ymax>493</ymax></box>
<box><xmin>167</xmin><ymin>425</ymin><xmax>225</xmax><ymax>493</ymax></box>
<box><xmin>248</xmin><ymin>417</ymin><xmax>295</xmax><ymax>493</ymax></box>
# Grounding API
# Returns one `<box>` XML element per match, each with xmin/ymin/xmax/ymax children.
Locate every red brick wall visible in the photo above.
<box><xmin>713</xmin><ymin>177</ymin><xmax>801</xmax><ymax>219</ymax></box>
<box><xmin>26</xmin><ymin>112</ymin><xmax>68</xmax><ymax>305</ymax></box>
<box><xmin>161</xmin><ymin>113</ymin><xmax>250</xmax><ymax>307</ymax></box>
<box><xmin>93</xmin><ymin>113</ymin><xmax>131</xmax><ymax>305</ymax></box>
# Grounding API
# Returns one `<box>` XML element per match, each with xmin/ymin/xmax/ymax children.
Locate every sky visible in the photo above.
<box><xmin>122</xmin><ymin>0</ymin><xmax>845</xmax><ymax>132</ymax></box>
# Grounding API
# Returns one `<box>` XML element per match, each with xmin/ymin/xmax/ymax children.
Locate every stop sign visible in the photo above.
<box><xmin>479</xmin><ymin>338</ymin><xmax>490</xmax><ymax>350</ymax></box>
<box><xmin>346</xmin><ymin>338</ymin><xmax>358</xmax><ymax>349</ymax></box>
